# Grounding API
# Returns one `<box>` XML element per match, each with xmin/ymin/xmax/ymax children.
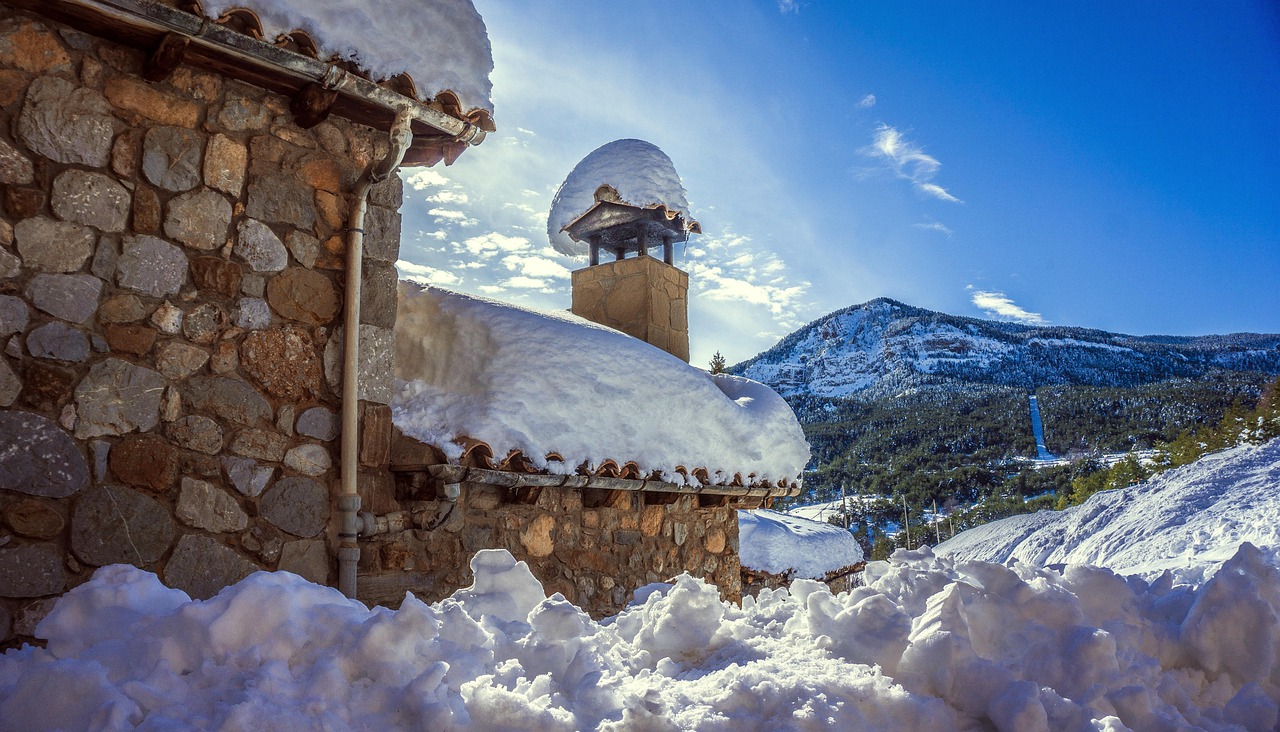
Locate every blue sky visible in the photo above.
<box><xmin>396</xmin><ymin>0</ymin><xmax>1280</xmax><ymax>365</ymax></box>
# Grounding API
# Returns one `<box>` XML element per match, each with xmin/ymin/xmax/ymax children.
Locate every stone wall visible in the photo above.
<box><xmin>570</xmin><ymin>255</ymin><xmax>689</xmax><ymax>362</ymax></box>
<box><xmin>358</xmin><ymin>476</ymin><xmax>742</xmax><ymax>617</ymax></box>
<box><xmin>0</xmin><ymin>9</ymin><xmax>402</xmax><ymax>647</ymax></box>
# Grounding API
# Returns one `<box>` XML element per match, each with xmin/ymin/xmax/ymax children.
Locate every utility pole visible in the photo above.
<box><xmin>901</xmin><ymin>495</ymin><xmax>911</xmax><ymax>550</ymax></box>
<box><xmin>841</xmin><ymin>482</ymin><xmax>848</xmax><ymax>530</ymax></box>
<box><xmin>934</xmin><ymin>499</ymin><xmax>941</xmax><ymax>544</ymax></box>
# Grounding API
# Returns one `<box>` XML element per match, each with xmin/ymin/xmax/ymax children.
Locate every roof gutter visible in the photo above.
<box><xmin>18</xmin><ymin>0</ymin><xmax>485</xmax><ymax>145</ymax></box>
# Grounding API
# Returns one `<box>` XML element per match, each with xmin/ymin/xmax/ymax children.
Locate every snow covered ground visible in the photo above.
<box><xmin>4</xmin><ymin>544</ymin><xmax>1280</xmax><ymax>730</ymax></box>
<box><xmin>938</xmin><ymin>438</ymin><xmax>1280</xmax><ymax>587</ymax></box>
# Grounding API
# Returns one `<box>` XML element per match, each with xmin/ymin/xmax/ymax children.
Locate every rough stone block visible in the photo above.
<box><xmin>73</xmin><ymin>357</ymin><xmax>166</xmax><ymax>438</ymax></box>
<box><xmin>222</xmin><ymin>455</ymin><xmax>272</xmax><ymax>497</ymax></box>
<box><xmin>165</xmin><ymin>188</ymin><xmax>232</xmax><ymax>251</ymax></box>
<box><xmin>359</xmin><ymin>403</ymin><xmax>392</xmax><ymax>468</ymax></box>
<box><xmin>109</xmin><ymin>434</ymin><xmax>178</xmax><ymax>492</ymax></box>
<box><xmin>26</xmin><ymin>321</ymin><xmax>89</xmax><ymax>362</ymax></box>
<box><xmin>189</xmin><ymin>256</ymin><xmax>243</xmax><ymax>297</ymax></box>
<box><xmin>0</xmin><ymin>410</ymin><xmax>89</xmax><ymax>497</ymax></box>
<box><xmin>17</xmin><ymin>76</ymin><xmax>116</xmax><ymax>167</ymax></box>
<box><xmin>297</xmin><ymin>406</ymin><xmax>338</xmax><ymax>441</ymax></box>
<box><xmin>284</xmin><ymin>443</ymin><xmax>331</xmax><ymax>476</ymax></box>
<box><xmin>204</xmin><ymin>133</ymin><xmax>247</xmax><ymax>196</ymax></box>
<box><xmin>155</xmin><ymin>341</ymin><xmax>208</xmax><ymax>380</ymax></box>
<box><xmin>142</xmin><ymin>126</ymin><xmax>202</xmax><ymax>191</ymax></box>
<box><xmin>71</xmin><ymin>485</ymin><xmax>174</xmax><ymax>567</ymax></box>
<box><xmin>260</xmin><ymin>476</ymin><xmax>329</xmax><ymax>537</ymax></box>
<box><xmin>176</xmin><ymin>477</ymin><xmax>248</xmax><ymax>533</ymax></box>
<box><xmin>0</xmin><ymin>138</ymin><xmax>34</xmax><ymax>185</ymax></box>
<box><xmin>3</xmin><ymin>499</ymin><xmax>65</xmax><ymax>539</ymax></box>
<box><xmin>229</xmin><ymin>428</ymin><xmax>288</xmax><ymax>462</ymax></box>
<box><xmin>104</xmin><ymin>77</ymin><xmax>199</xmax><ymax>127</ymax></box>
<box><xmin>27</xmin><ymin>273</ymin><xmax>102</xmax><ymax>324</ymax></box>
<box><xmin>181</xmin><ymin>303</ymin><xmax>224</xmax><ymax>345</ymax></box>
<box><xmin>239</xmin><ymin>326</ymin><xmax>322</xmax><ymax>400</ymax></box>
<box><xmin>103</xmin><ymin>324</ymin><xmax>156</xmax><ymax>355</ymax></box>
<box><xmin>246</xmin><ymin>174</ymin><xmax>316</xmax><ymax>230</ymax></box>
<box><xmin>278</xmin><ymin>539</ymin><xmax>328</xmax><ymax>584</ymax></box>
<box><xmin>0</xmin><ymin>544</ymin><xmax>66</xmax><ymax>598</ymax></box>
<box><xmin>51</xmin><ymin>169</ymin><xmax>130</xmax><ymax>232</ymax></box>
<box><xmin>235</xmin><ymin>298</ymin><xmax>271</xmax><ymax>330</ymax></box>
<box><xmin>167</xmin><ymin>415</ymin><xmax>224</xmax><ymax>454</ymax></box>
<box><xmin>234</xmin><ymin>218</ymin><xmax>288</xmax><ymax>272</ymax></box>
<box><xmin>324</xmin><ymin>325</ymin><xmax>394</xmax><ymax>404</ymax></box>
<box><xmin>15</xmin><ymin>216</ymin><xmax>95</xmax><ymax>272</ymax></box>
<box><xmin>164</xmin><ymin>535</ymin><xmax>257</xmax><ymax>600</ymax></box>
<box><xmin>117</xmin><ymin>235</ymin><xmax>188</xmax><ymax>297</ymax></box>
<box><xmin>266</xmin><ymin>267</ymin><xmax>338</xmax><ymax>324</ymax></box>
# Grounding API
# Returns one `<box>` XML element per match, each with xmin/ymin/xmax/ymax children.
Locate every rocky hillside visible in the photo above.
<box><xmin>735</xmin><ymin>298</ymin><xmax>1280</xmax><ymax>400</ymax></box>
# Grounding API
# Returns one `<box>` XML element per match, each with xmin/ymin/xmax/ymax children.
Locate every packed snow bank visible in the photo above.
<box><xmin>394</xmin><ymin>283</ymin><xmax>809</xmax><ymax>486</ymax></box>
<box><xmin>6</xmin><ymin>545</ymin><xmax>1280</xmax><ymax>730</ymax></box>
<box><xmin>938</xmin><ymin>438</ymin><xmax>1280</xmax><ymax>586</ymax></box>
<box><xmin>547</xmin><ymin>139</ymin><xmax>692</xmax><ymax>256</ymax></box>
<box><xmin>739</xmin><ymin>509</ymin><xmax>863</xmax><ymax>578</ymax></box>
<box><xmin>200</xmin><ymin>0</ymin><xmax>493</xmax><ymax>114</ymax></box>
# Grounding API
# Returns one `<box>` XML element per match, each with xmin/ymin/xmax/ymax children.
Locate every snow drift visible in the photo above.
<box><xmin>547</xmin><ymin>139</ymin><xmax>693</xmax><ymax>257</ymax></box>
<box><xmin>738</xmin><ymin>509</ymin><xmax>864</xmax><ymax>579</ymax></box>
<box><xmin>5</xmin><ymin>544</ymin><xmax>1280</xmax><ymax>730</ymax></box>
<box><xmin>938</xmin><ymin>438</ymin><xmax>1280</xmax><ymax>586</ymax></box>
<box><xmin>393</xmin><ymin>283</ymin><xmax>810</xmax><ymax>487</ymax></box>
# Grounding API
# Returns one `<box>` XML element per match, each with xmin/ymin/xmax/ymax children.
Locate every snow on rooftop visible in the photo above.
<box><xmin>6</xmin><ymin>542</ymin><xmax>1280</xmax><ymax>729</ymax></box>
<box><xmin>392</xmin><ymin>283</ymin><xmax>809</xmax><ymax>486</ymax></box>
<box><xmin>547</xmin><ymin>139</ymin><xmax>692</xmax><ymax>257</ymax></box>
<box><xmin>738</xmin><ymin>509</ymin><xmax>864</xmax><ymax>578</ymax></box>
<box><xmin>200</xmin><ymin>0</ymin><xmax>494</xmax><ymax>114</ymax></box>
<box><xmin>938</xmin><ymin>437</ymin><xmax>1280</xmax><ymax>586</ymax></box>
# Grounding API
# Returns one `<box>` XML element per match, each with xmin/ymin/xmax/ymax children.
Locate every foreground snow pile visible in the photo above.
<box><xmin>939</xmin><ymin>438</ymin><xmax>1280</xmax><ymax>586</ymax></box>
<box><xmin>547</xmin><ymin>139</ymin><xmax>692</xmax><ymax>256</ymax></box>
<box><xmin>394</xmin><ymin>284</ymin><xmax>809</xmax><ymax>486</ymax></box>
<box><xmin>200</xmin><ymin>0</ymin><xmax>493</xmax><ymax>113</ymax></box>
<box><xmin>6</xmin><ymin>547</ymin><xmax>1280</xmax><ymax>730</ymax></box>
<box><xmin>739</xmin><ymin>509</ymin><xmax>864</xmax><ymax>578</ymax></box>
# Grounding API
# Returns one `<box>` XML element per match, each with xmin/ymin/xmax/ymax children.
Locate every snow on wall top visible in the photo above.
<box><xmin>937</xmin><ymin>437</ymin><xmax>1280</xmax><ymax>586</ymax></box>
<box><xmin>393</xmin><ymin>283</ymin><xmax>810</xmax><ymax>486</ymax></box>
<box><xmin>738</xmin><ymin>509</ymin><xmax>864</xmax><ymax>579</ymax></box>
<box><xmin>200</xmin><ymin>0</ymin><xmax>494</xmax><ymax>114</ymax></box>
<box><xmin>547</xmin><ymin>139</ymin><xmax>692</xmax><ymax>257</ymax></box>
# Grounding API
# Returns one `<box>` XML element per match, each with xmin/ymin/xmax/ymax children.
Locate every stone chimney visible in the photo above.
<box><xmin>563</xmin><ymin>186</ymin><xmax>698</xmax><ymax>362</ymax></box>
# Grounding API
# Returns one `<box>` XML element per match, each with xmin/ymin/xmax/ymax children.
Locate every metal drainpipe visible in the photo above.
<box><xmin>337</xmin><ymin>108</ymin><xmax>414</xmax><ymax>600</ymax></box>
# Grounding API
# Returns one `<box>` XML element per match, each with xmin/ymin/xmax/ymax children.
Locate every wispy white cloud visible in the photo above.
<box><xmin>685</xmin><ymin>229</ymin><xmax>810</xmax><ymax>328</ymax></box>
<box><xmin>501</xmin><ymin>252</ymin><xmax>571</xmax><ymax>280</ymax></box>
<box><xmin>395</xmin><ymin>259</ymin><xmax>461</xmax><ymax>286</ymax></box>
<box><xmin>427</xmin><ymin>190</ymin><xmax>471</xmax><ymax>205</ymax></box>
<box><xmin>970</xmin><ymin>288</ymin><xmax>1046</xmax><ymax>325</ymax></box>
<box><xmin>777</xmin><ymin>0</ymin><xmax>800</xmax><ymax>13</ymax></box>
<box><xmin>429</xmin><ymin>208</ymin><xmax>478</xmax><ymax>227</ymax></box>
<box><xmin>405</xmin><ymin>170</ymin><xmax>449</xmax><ymax>189</ymax></box>
<box><xmin>913</xmin><ymin>222</ymin><xmax>953</xmax><ymax>236</ymax></box>
<box><xmin>457</xmin><ymin>232</ymin><xmax>532</xmax><ymax>258</ymax></box>
<box><xmin>858</xmin><ymin>94</ymin><xmax>877</xmax><ymax>108</ymax></box>
<box><xmin>862</xmin><ymin>125</ymin><xmax>962</xmax><ymax>203</ymax></box>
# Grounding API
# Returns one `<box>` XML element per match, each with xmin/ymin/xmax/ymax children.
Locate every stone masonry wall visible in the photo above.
<box><xmin>358</xmin><ymin>478</ymin><xmax>742</xmax><ymax>617</ymax></box>
<box><xmin>570</xmin><ymin>255</ymin><xmax>689</xmax><ymax>362</ymax></box>
<box><xmin>0</xmin><ymin>9</ymin><xmax>403</xmax><ymax>647</ymax></box>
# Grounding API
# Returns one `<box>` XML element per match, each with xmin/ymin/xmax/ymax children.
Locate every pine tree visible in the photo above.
<box><xmin>709</xmin><ymin>350</ymin><xmax>726</xmax><ymax>374</ymax></box>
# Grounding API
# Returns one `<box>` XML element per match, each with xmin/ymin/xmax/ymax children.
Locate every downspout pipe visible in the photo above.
<box><xmin>338</xmin><ymin>108</ymin><xmax>415</xmax><ymax>600</ymax></box>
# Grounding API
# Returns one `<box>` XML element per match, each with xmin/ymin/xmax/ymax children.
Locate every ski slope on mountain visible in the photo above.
<box><xmin>938</xmin><ymin>438</ymin><xmax>1280</xmax><ymax>586</ymax></box>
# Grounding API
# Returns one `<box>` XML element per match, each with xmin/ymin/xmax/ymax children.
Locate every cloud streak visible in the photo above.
<box><xmin>913</xmin><ymin>222</ymin><xmax>953</xmax><ymax>236</ymax></box>
<box><xmin>970</xmin><ymin>289</ymin><xmax>1047</xmax><ymax>325</ymax></box>
<box><xmin>862</xmin><ymin>125</ymin><xmax>962</xmax><ymax>203</ymax></box>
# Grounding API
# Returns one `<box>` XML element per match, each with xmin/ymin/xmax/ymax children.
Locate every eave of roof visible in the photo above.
<box><xmin>8</xmin><ymin>0</ymin><xmax>493</xmax><ymax>166</ymax></box>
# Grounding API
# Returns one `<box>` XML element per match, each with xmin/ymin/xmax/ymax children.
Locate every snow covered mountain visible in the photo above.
<box><xmin>734</xmin><ymin>298</ymin><xmax>1280</xmax><ymax>400</ymax></box>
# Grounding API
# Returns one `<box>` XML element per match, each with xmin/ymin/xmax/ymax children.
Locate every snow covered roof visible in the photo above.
<box><xmin>738</xmin><ymin>509</ymin><xmax>864</xmax><ymax>579</ymax></box>
<box><xmin>196</xmin><ymin>0</ymin><xmax>494</xmax><ymax>118</ymax></box>
<box><xmin>393</xmin><ymin>283</ymin><xmax>810</xmax><ymax>490</ymax></box>
<box><xmin>547</xmin><ymin>140</ymin><xmax>695</xmax><ymax>257</ymax></box>
<box><xmin>937</xmin><ymin>437</ymin><xmax>1280</xmax><ymax>586</ymax></box>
